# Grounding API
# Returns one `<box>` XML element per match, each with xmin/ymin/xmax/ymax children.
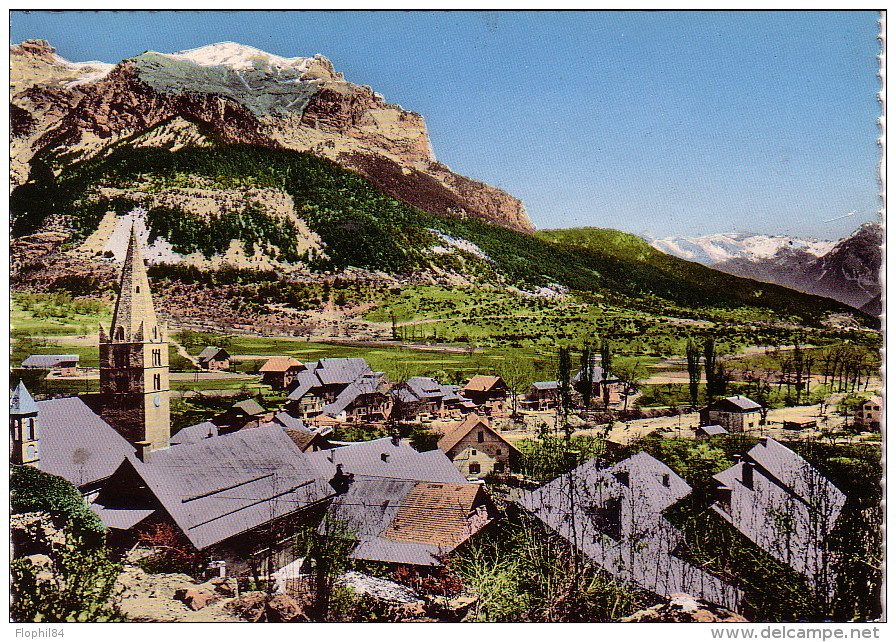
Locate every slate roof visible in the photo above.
<box><xmin>198</xmin><ymin>346</ymin><xmax>229</xmax><ymax>361</ymax></box>
<box><xmin>711</xmin><ymin>438</ymin><xmax>846</xmax><ymax>594</ymax></box>
<box><xmin>170</xmin><ymin>421</ymin><xmax>219</xmax><ymax>446</ymax></box>
<box><xmin>463</xmin><ymin>375</ymin><xmax>505</xmax><ymax>393</ymax></box>
<box><xmin>21</xmin><ymin>354</ymin><xmax>79</xmax><ymax>368</ymax></box>
<box><xmin>320</xmin><ymin>372</ymin><xmax>388</xmax><ymax>417</ymax></box>
<box><xmin>531</xmin><ymin>381</ymin><xmax>559</xmax><ymax>391</ymax></box>
<box><xmin>703</xmin><ymin>395</ymin><xmax>762</xmax><ymax>413</ymax></box>
<box><xmin>286</xmin><ymin>358</ymin><xmax>374</xmax><ymax>401</ymax></box>
<box><xmin>306</xmin><ymin>437</ymin><xmax>468</xmax><ymax>484</ymax></box>
<box><xmin>35</xmin><ymin>397</ymin><xmax>136</xmax><ymax>488</ymax></box>
<box><xmin>259</xmin><ymin>356</ymin><xmax>303</xmax><ymax>373</ymax></box>
<box><xmin>130</xmin><ymin>425</ymin><xmax>333</xmax><ymax>550</ymax></box>
<box><xmin>405</xmin><ymin>377</ymin><xmax>443</xmax><ymax>400</ymax></box>
<box><xmin>11</xmin><ymin>381</ymin><xmax>39</xmax><ymax>415</ymax></box>
<box><xmin>231</xmin><ymin>399</ymin><xmax>266</xmax><ymax>416</ymax></box>
<box><xmin>519</xmin><ymin>452</ymin><xmax>742</xmax><ymax>610</ymax></box>
<box><xmin>271</xmin><ymin>411</ymin><xmax>309</xmax><ymax>431</ymax></box>
<box><xmin>315</xmin><ymin>358</ymin><xmax>373</xmax><ymax>385</ymax></box>
<box><xmin>89</xmin><ymin>505</ymin><xmax>155</xmax><ymax>530</ymax></box>
<box><xmin>436</xmin><ymin>413</ymin><xmax>518</xmax><ymax>455</ymax></box>
<box><xmin>697</xmin><ymin>425</ymin><xmax>729</xmax><ymax>436</ymax></box>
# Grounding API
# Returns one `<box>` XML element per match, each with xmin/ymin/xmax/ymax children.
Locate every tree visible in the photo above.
<box><xmin>685</xmin><ymin>339</ymin><xmax>702</xmax><ymax>409</ymax></box>
<box><xmin>499</xmin><ymin>354</ymin><xmax>533</xmax><ymax>418</ymax></box>
<box><xmin>11</xmin><ymin>467</ymin><xmax>123</xmax><ymax>622</ymax></box>
<box><xmin>579</xmin><ymin>344</ymin><xmax>595</xmax><ymax>410</ymax></box>
<box><xmin>599</xmin><ymin>341</ymin><xmax>613</xmax><ymax>407</ymax></box>
<box><xmin>614</xmin><ymin>360</ymin><xmax>646</xmax><ymax>412</ymax></box>
<box><xmin>558</xmin><ymin>347</ymin><xmax>573</xmax><ymax>435</ymax></box>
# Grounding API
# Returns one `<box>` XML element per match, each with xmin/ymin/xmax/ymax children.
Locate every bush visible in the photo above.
<box><xmin>11</xmin><ymin>466</ymin><xmax>106</xmax><ymax>543</ymax></box>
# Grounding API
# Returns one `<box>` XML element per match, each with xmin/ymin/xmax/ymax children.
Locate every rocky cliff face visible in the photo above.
<box><xmin>10</xmin><ymin>40</ymin><xmax>533</xmax><ymax>234</ymax></box>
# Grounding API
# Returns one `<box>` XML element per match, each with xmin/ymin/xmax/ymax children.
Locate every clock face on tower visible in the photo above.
<box><xmin>154</xmin><ymin>394</ymin><xmax>162</xmax><ymax>408</ymax></box>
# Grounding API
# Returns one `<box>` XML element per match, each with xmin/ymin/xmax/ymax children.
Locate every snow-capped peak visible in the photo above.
<box><xmin>159</xmin><ymin>41</ymin><xmax>311</xmax><ymax>72</ymax></box>
<box><xmin>649</xmin><ymin>232</ymin><xmax>837</xmax><ymax>266</ymax></box>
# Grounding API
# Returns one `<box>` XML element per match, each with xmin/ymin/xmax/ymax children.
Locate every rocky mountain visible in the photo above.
<box><xmin>649</xmin><ymin>225</ymin><xmax>882</xmax><ymax>310</ymax></box>
<box><xmin>10</xmin><ymin>40</ymin><xmax>532</xmax><ymax>234</ymax></box>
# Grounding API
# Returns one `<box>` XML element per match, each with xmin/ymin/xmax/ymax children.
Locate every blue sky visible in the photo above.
<box><xmin>10</xmin><ymin>10</ymin><xmax>881</xmax><ymax>240</ymax></box>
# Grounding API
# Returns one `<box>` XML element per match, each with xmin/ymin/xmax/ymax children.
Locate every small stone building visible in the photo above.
<box><xmin>855</xmin><ymin>396</ymin><xmax>881</xmax><ymax>430</ymax></box>
<box><xmin>699</xmin><ymin>395</ymin><xmax>763</xmax><ymax>433</ymax></box>
<box><xmin>197</xmin><ymin>346</ymin><xmax>230</xmax><ymax>371</ymax></box>
<box><xmin>436</xmin><ymin>413</ymin><xmax>518</xmax><ymax>478</ymax></box>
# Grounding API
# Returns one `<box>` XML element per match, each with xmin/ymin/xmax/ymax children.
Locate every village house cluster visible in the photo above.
<box><xmin>10</xmin><ymin>229</ymin><xmax>850</xmax><ymax>615</ymax></box>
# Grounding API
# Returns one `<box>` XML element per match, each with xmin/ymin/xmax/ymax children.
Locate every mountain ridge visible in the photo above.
<box><xmin>10</xmin><ymin>39</ymin><xmax>533</xmax><ymax>234</ymax></box>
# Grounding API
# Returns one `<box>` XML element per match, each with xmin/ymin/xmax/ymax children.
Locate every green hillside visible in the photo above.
<box><xmin>11</xmin><ymin>144</ymin><xmax>872</xmax><ymax>327</ymax></box>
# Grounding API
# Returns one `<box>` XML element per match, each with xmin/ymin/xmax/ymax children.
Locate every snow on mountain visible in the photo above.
<box><xmin>649</xmin><ymin>233</ymin><xmax>836</xmax><ymax>266</ymax></box>
<box><xmin>158</xmin><ymin>41</ymin><xmax>313</xmax><ymax>72</ymax></box>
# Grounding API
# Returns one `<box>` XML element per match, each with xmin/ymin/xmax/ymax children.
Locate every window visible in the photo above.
<box><xmin>496</xmin><ymin>449</ymin><xmax>502</xmax><ymax>456</ymax></box>
<box><xmin>152</xmin><ymin>349</ymin><xmax>161</xmax><ymax>367</ymax></box>
<box><xmin>495</xmin><ymin>462</ymin><xmax>504</xmax><ymax>473</ymax></box>
<box><xmin>116</xmin><ymin>326</ymin><xmax>125</xmax><ymax>341</ymax></box>
<box><xmin>153</xmin><ymin>373</ymin><xmax>161</xmax><ymax>390</ymax></box>
<box><xmin>471</xmin><ymin>449</ymin><xmax>477</xmax><ymax>455</ymax></box>
<box><xmin>469</xmin><ymin>463</ymin><xmax>481</xmax><ymax>474</ymax></box>
<box><xmin>135</xmin><ymin>286</ymin><xmax>140</xmax><ymax>293</ymax></box>
<box><xmin>477</xmin><ymin>431</ymin><xmax>484</xmax><ymax>443</ymax></box>
<box><xmin>26</xmin><ymin>418</ymin><xmax>35</xmax><ymax>440</ymax></box>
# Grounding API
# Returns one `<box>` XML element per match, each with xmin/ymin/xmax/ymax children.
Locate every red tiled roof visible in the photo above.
<box><xmin>463</xmin><ymin>375</ymin><xmax>504</xmax><ymax>392</ymax></box>
<box><xmin>259</xmin><ymin>356</ymin><xmax>303</xmax><ymax>373</ymax></box>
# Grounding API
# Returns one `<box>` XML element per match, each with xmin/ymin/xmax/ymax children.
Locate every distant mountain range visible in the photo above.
<box><xmin>8</xmin><ymin>39</ymin><xmax>877</xmax><ymax>330</ymax></box>
<box><xmin>648</xmin><ymin>224</ymin><xmax>882</xmax><ymax>311</ymax></box>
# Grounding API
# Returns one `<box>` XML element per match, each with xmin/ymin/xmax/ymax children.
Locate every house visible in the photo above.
<box><xmin>21</xmin><ymin>354</ymin><xmax>80</xmax><ymax>376</ymax></box>
<box><xmin>572</xmin><ymin>361</ymin><xmax>621</xmax><ymax>407</ymax></box>
<box><xmin>263</xmin><ymin>411</ymin><xmax>334</xmax><ymax>453</ymax></box>
<box><xmin>711</xmin><ymin>438</ymin><xmax>846</xmax><ymax>596</ymax></box>
<box><xmin>285</xmin><ymin>358</ymin><xmax>374</xmax><ymax>418</ymax></box>
<box><xmin>170</xmin><ymin>421</ymin><xmax>219</xmax><ymax>446</ymax></box>
<box><xmin>308</xmin><ymin>436</ymin><xmax>494</xmax><ymax>566</ymax></box>
<box><xmin>259</xmin><ymin>356</ymin><xmax>305</xmax><ymax>390</ymax></box>
<box><xmin>695</xmin><ymin>424</ymin><xmax>728</xmax><ymax>439</ymax></box>
<box><xmin>197</xmin><ymin>346</ymin><xmax>230</xmax><ymax>371</ymax></box>
<box><xmin>392</xmin><ymin>376</ymin><xmax>468</xmax><ymax>420</ymax></box>
<box><xmin>519</xmin><ymin>452</ymin><xmax>742</xmax><ymax>611</ymax></box>
<box><xmin>11</xmin><ymin>383</ymin><xmax>137</xmax><ymax>498</ymax></box>
<box><xmin>435</xmin><ymin>413</ymin><xmax>519</xmax><ymax>478</ymax></box>
<box><xmin>854</xmin><ymin>396</ymin><xmax>881</xmax><ymax>430</ymax></box>
<box><xmin>461</xmin><ymin>375</ymin><xmax>509</xmax><ymax>414</ymax></box>
<box><xmin>315</xmin><ymin>372</ymin><xmax>392</xmax><ymax>424</ymax></box>
<box><xmin>699</xmin><ymin>395</ymin><xmax>763</xmax><ymax>433</ymax></box>
<box><xmin>523</xmin><ymin>381</ymin><xmax>560</xmax><ymax>410</ymax></box>
<box><xmin>88</xmin><ymin>425</ymin><xmax>334</xmax><ymax>577</ymax></box>
<box><xmin>213</xmin><ymin>398</ymin><xmax>272</xmax><ymax>433</ymax></box>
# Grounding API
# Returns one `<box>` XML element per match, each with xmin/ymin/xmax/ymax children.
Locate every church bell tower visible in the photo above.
<box><xmin>10</xmin><ymin>381</ymin><xmax>40</xmax><ymax>467</ymax></box>
<box><xmin>99</xmin><ymin>224</ymin><xmax>170</xmax><ymax>453</ymax></box>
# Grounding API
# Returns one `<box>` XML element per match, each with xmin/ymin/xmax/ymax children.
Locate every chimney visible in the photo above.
<box><xmin>391</xmin><ymin>433</ymin><xmax>401</xmax><ymax>447</ymax></box>
<box><xmin>381</xmin><ymin>453</ymin><xmax>390</xmax><ymax>463</ymax></box>
<box><xmin>329</xmin><ymin>463</ymin><xmax>354</xmax><ymax>495</ymax></box>
<box><xmin>135</xmin><ymin>440</ymin><xmax>152</xmax><ymax>462</ymax></box>
<box><xmin>327</xmin><ymin>448</ymin><xmax>335</xmax><ymax>463</ymax></box>
<box><xmin>741</xmin><ymin>461</ymin><xmax>754</xmax><ymax>489</ymax></box>
<box><xmin>716</xmin><ymin>485</ymin><xmax>733</xmax><ymax>513</ymax></box>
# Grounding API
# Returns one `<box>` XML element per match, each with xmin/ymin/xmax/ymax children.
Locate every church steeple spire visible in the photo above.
<box><xmin>110</xmin><ymin>224</ymin><xmax>159</xmax><ymax>342</ymax></box>
<box><xmin>98</xmin><ymin>222</ymin><xmax>170</xmax><ymax>454</ymax></box>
